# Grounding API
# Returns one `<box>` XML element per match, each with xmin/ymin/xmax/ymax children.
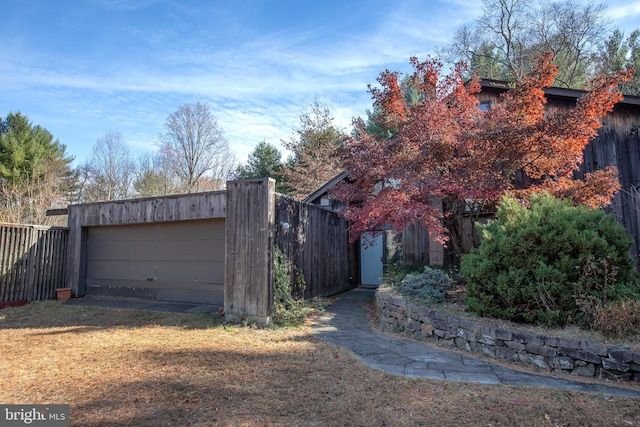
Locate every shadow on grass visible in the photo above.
<box><xmin>3</xmin><ymin>297</ymin><xmax>640</xmax><ymax>426</ymax></box>
<box><xmin>67</xmin><ymin>344</ymin><xmax>375</xmax><ymax>427</ymax></box>
<box><xmin>0</xmin><ymin>300</ymin><xmax>225</xmax><ymax>331</ymax></box>
<box><xmin>52</xmin><ymin>345</ymin><xmax>640</xmax><ymax>427</ymax></box>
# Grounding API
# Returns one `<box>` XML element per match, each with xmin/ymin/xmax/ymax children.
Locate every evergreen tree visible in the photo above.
<box><xmin>595</xmin><ymin>29</ymin><xmax>640</xmax><ymax>95</ymax></box>
<box><xmin>280</xmin><ymin>103</ymin><xmax>344</xmax><ymax>199</ymax></box>
<box><xmin>233</xmin><ymin>140</ymin><xmax>284</xmax><ymax>183</ymax></box>
<box><xmin>0</xmin><ymin>112</ymin><xmax>74</xmax><ymax>224</ymax></box>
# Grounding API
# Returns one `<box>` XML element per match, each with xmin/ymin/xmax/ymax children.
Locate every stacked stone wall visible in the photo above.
<box><xmin>376</xmin><ymin>289</ymin><xmax>640</xmax><ymax>382</ymax></box>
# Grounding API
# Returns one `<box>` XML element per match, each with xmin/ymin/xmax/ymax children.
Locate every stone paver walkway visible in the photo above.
<box><xmin>311</xmin><ymin>288</ymin><xmax>640</xmax><ymax>398</ymax></box>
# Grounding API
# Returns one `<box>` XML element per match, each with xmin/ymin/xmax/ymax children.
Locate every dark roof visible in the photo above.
<box><xmin>303</xmin><ymin>171</ymin><xmax>350</xmax><ymax>204</ymax></box>
<box><xmin>479</xmin><ymin>79</ymin><xmax>640</xmax><ymax>107</ymax></box>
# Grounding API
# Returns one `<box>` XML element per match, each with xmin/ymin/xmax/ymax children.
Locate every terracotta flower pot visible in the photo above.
<box><xmin>56</xmin><ymin>288</ymin><xmax>72</xmax><ymax>301</ymax></box>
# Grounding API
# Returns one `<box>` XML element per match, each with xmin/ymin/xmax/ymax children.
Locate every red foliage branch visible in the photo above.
<box><xmin>334</xmin><ymin>53</ymin><xmax>633</xmax><ymax>243</ymax></box>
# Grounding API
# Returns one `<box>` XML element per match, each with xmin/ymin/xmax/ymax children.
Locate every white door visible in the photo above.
<box><xmin>360</xmin><ymin>232</ymin><xmax>384</xmax><ymax>286</ymax></box>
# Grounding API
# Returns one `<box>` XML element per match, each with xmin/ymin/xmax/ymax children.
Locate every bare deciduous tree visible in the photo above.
<box><xmin>441</xmin><ymin>0</ymin><xmax>610</xmax><ymax>88</ymax></box>
<box><xmin>79</xmin><ymin>131</ymin><xmax>136</xmax><ymax>202</ymax></box>
<box><xmin>531</xmin><ymin>0</ymin><xmax>609</xmax><ymax>88</ymax></box>
<box><xmin>0</xmin><ymin>171</ymin><xmax>67</xmax><ymax>225</ymax></box>
<box><xmin>133</xmin><ymin>151</ymin><xmax>179</xmax><ymax>198</ymax></box>
<box><xmin>158</xmin><ymin>102</ymin><xmax>235</xmax><ymax>193</ymax></box>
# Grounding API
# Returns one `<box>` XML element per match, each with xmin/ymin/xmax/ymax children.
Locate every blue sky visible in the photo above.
<box><xmin>2</xmin><ymin>0</ymin><xmax>640</xmax><ymax>167</ymax></box>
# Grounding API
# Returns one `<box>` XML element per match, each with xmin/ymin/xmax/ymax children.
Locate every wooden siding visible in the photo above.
<box><xmin>67</xmin><ymin>191</ymin><xmax>227</xmax><ymax>227</ymax></box>
<box><xmin>275</xmin><ymin>194</ymin><xmax>353</xmax><ymax>298</ymax></box>
<box><xmin>66</xmin><ymin>191</ymin><xmax>226</xmax><ymax>296</ymax></box>
<box><xmin>0</xmin><ymin>223</ymin><xmax>68</xmax><ymax>302</ymax></box>
<box><xmin>396</xmin><ymin>223</ymin><xmax>431</xmax><ymax>266</ymax></box>
<box><xmin>578</xmin><ymin>127</ymin><xmax>640</xmax><ymax>265</ymax></box>
<box><xmin>478</xmin><ymin>82</ymin><xmax>640</xmax><ymax>267</ymax></box>
<box><xmin>225</xmin><ymin>179</ymin><xmax>275</xmax><ymax>324</ymax></box>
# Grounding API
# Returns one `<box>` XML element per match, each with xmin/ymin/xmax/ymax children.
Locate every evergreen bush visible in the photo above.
<box><xmin>462</xmin><ymin>193</ymin><xmax>639</xmax><ymax>327</ymax></box>
<box><xmin>395</xmin><ymin>266</ymin><xmax>451</xmax><ymax>304</ymax></box>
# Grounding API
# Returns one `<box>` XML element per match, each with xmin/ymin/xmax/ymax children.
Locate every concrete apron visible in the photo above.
<box><xmin>64</xmin><ymin>296</ymin><xmax>221</xmax><ymax>315</ymax></box>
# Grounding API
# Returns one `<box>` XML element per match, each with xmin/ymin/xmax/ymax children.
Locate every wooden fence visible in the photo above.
<box><xmin>274</xmin><ymin>195</ymin><xmax>354</xmax><ymax>299</ymax></box>
<box><xmin>0</xmin><ymin>223</ymin><xmax>68</xmax><ymax>302</ymax></box>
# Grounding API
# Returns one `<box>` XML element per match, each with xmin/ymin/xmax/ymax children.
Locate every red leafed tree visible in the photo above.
<box><xmin>333</xmin><ymin>53</ymin><xmax>633</xmax><ymax>256</ymax></box>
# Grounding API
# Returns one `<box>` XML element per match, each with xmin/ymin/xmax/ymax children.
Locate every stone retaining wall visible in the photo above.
<box><xmin>375</xmin><ymin>288</ymin><xmax>640</xmax><ymax>382</ymax></box>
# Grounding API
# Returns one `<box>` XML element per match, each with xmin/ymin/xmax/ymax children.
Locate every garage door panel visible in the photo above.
<box><xmin>156</xmin><ymin>284</ymin><xmax>224</xmax><ymax>304</ymax></box>
<box><xmin>153</xmin><ymin>240</ymin><xmax>224</xmax><ymax>262</ymax></box>
<box><xmin>87</xmin><ymin>279</ymin><xmax>223</xmax><ymax>291</ymax></box>
<box><xmin>87</xmin><ymin>260</ymin><xmax>224</xmax><ymax>282</ymax></box>
<box><xmin>86</xmin><ymin>280</ymin><xmax>224</xmax><ymax>304</ymax></box>
<box><xmin>89</xmin><ymin>226</ymin><xmax>155</xmax><ymax>242</ymax></box>
<box><xmin>86</xmin><ymin>260</ymin><xmax>151</xmax><ymax>281</ymax></box>
<box><xmin>152</xmin><ymin>261</ymin><xmax>224</xmax><ymax>282</ymax></box>
<box><xmin>86</xmin><ymin>281</ymin><xmax>154</xmax><ymax>300</ymax></box>
<box><xmin>87</xmin><ymin>240</ymin><xmax>157</xmax><ymax>260</ymax></box>
<box><xmin>89</xmin><ymin>220</ymin><xmax>225</xmax><ymax>241</ymax></box>
<box><xmin>86</xmin><ymin>219</ymin><xmax>225</xmax><ymax>305</ymax></box>
<box><xmin>88</xmin><ymin>239</ymin><xmax>224</xmax><ymax>263</ymax></box>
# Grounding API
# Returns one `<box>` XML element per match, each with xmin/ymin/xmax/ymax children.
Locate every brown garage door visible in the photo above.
<box><xmin>85</xmin><ymin>219</ymin><xmax>224</xmax><ymax>305</ymax></box>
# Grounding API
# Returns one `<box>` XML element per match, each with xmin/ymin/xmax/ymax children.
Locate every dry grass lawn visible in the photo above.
<box><xmin>1</xmin><ymin>301</ymin><xmax>640</xmax><ymax>426</ymax></box>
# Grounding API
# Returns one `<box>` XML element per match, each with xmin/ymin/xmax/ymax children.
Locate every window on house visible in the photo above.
<box><xmin>478</xmin><ymin>102</ymin><xmax>491</xmax><ymax>111</ymax></box>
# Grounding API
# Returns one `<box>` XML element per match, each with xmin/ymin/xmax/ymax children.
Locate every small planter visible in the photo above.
<box><xmin>56</xmin><ymin>288</ymin><xmax>72</xmax><ymax>302</ymax></box>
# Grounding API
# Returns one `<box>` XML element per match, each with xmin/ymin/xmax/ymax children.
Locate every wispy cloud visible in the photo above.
<box><xmin>606</xmin><ymin>0</ymin><xmax>640</xmax><ymax>19</ymax></box>
<box><xmin>0</xmin><ymin>0</ymin><xmax>621</xmax><ymax>168</ymax></box>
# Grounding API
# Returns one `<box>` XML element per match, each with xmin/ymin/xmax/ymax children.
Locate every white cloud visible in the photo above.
<box><xmin>11</xmin><ymin>0</ymin><xmax>633</xmax><ymax>172</ymax></box>
<box><xmin>606</xmin><ymin>1</ymin><xmax>640</xmax><ymax>20</ymax></box>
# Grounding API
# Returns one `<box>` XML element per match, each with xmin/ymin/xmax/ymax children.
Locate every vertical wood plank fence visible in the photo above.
<box><xmin>225</xmin><ymin>179</ymin><xmax>274</xmax><ymax>324</ymax></box>
<box><xmin>274</xmin><ymin>194</ymin><xmax>353</xmax><ymax>299</ymax></box>
<box><xmin>0</xmin><ymin>223</ymin><xmax>68</xmax><ymax>303</ymax></box>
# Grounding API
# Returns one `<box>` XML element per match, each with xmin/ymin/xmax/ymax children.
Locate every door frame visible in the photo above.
<box><xmin>359</xmin><ymin>232</ymin><xmax>385</xmax><ymax>286</ymax></box>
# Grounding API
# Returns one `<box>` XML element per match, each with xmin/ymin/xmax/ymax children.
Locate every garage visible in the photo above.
<box><xmin>85</xmin><ymin>219</ymin><xmax>225</xmax><ymax>305</ymax></box>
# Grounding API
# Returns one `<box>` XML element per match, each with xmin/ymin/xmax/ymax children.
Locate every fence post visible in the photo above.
<box><xmin>224</xmin><ymin>178</ymin><xmax>275</xmax><ymax>325</ymax></box>
<box><xmin>25</xmin><ymin>225</ymin><xmax>38</xmax><ymax>302</ymax></box>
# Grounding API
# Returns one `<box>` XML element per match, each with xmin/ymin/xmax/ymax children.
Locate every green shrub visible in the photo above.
<box><xmin>395</xmin><ymin>266</ymin><xmax>451</xmax><ymax>304</ymax></box>
<box><xmin>384</xmin><ymin>263</ymin><xmax>421</xmax><ymax>287</ymax></box>
<box><xmin>462</xmin><ymin>193</ymin><xmax>639</xmax><ymax>327</ymax></box>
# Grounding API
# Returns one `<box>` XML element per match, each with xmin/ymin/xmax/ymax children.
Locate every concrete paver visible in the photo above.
<box><xmin>311</xmin><ymin>288</ymin><xmax>640</xmax><ymax>398</ymax></box>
